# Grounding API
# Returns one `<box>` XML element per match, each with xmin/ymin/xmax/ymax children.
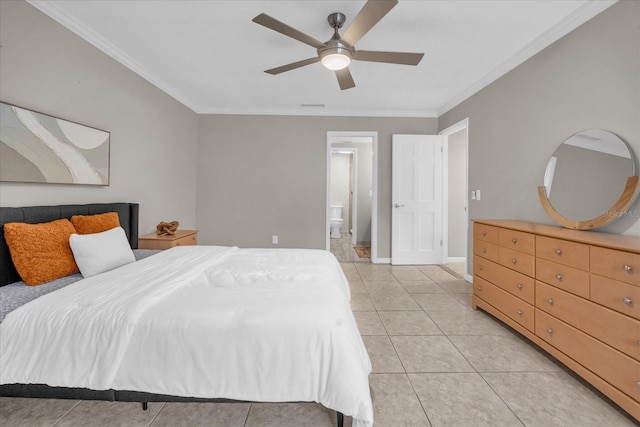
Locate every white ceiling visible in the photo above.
<box><xmin>28</xmin><ymin>0</ymin><xmax>615</xmax><ymax>117</ymax></box>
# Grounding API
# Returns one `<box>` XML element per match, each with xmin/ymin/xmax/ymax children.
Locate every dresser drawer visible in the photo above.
<box><xmin>499</xmin><ymin>229</ymin><xmax>534</xmax><ymax>255</ymax></box>
<box><xmin>473</xmin><ymin>255</ymin><xmax>534</xmax><ymax>304</ymax></box>
<box><xmin>473</xmin><ymin>239</ymin><xmax>499</xmax><ymax>263</ymax></box>
<box><xmin>591</xmin><ymin>247</ymin><xmax>640</xmax><ymax>286</ymax></box>
<box><xmin>499</xmin><ymin>246</ymin><xmax>535</xmax><ymax>277</ymax></box>
<box><xmin>536</xmin><ymin>258</ymin><xmax>590</xmax><ymax>299</ymax></box>
<box><xmin>536</xmin><ymin>309</ymin><xmax>640</xmax><ymax>401</ymax></box>
<box><xmin>474</xmin><ymin>223</ymin><xmax>499</xmax><ymax>244</ymax></box>
<box><xmin>591</xmin><ymin>274</ymin><xmax>640</xmax><ymax>321</ymax></box>
<box><xmin>474</xmin><ymin>277</ymin><xmax>534</xmax><ymax>331</ymax></box>
<box><xmin>536</xmin><ymin>236</ymin><xmax>589</xmax><ymax>271</ymax></box>
<box><xmin>536</xmin><ymin>281</ymin><xmax>640</xmax><ymax>361</ymax></box>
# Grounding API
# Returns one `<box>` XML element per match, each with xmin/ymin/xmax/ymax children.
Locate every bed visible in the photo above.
<box><xmin>0</xmin><ymin>202</ymin><xmax>373</xmax><ymax>427</ymax></box>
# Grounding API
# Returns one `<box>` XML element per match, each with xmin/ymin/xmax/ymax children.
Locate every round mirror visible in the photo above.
<box><xmin>539</xmin><ymin>129</ymin><xmax>639</xmax><ymax>230</ymax></box>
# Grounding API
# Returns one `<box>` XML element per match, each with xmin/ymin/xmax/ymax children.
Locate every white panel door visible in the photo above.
<box><xmin>392</xmin><ymin>134</ymin><xmax>444</xmax><ymax>265</ymax></box>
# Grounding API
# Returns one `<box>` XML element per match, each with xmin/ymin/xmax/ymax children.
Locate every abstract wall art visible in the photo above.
<box><xmin>0</xmin><ymin>101</ymin><xmax>110</xmax><ymax>185</ymax></box>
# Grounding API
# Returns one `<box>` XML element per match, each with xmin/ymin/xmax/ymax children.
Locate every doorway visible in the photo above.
<box><xmin>439</xmin><ymin>118</ymin><xmax>470</xmax><ymax>280</ymax></box>
<box><xmin>326</xmin><ymin>131</ymin><xmax>378</xmax><ymax>262</ymax></box>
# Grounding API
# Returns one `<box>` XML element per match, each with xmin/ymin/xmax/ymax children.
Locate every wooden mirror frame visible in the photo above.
<box><xmin>538</xmin><ymin>176</ymin><xmax>640</xmax><ymax>230</ymax></box>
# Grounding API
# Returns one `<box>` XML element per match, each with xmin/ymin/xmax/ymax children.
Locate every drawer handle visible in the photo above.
<box><xmin>555</xmin><ymin>273</ymin><xmax>562</xmax><ymax>281</ymax></box>
<box><xmin>517</xmin><ymin>283</ymin><xmax>523</xmax><ymax>290</ymax></box>
<box><xmin>481</xmin><ymin>248</ymin><xmax>486</xmax><ymax>253</ymax></box>
<box><xmin>624</xmin><ymin>264</ymin><xmax>633</xmax><ymax>273</ymax></box>
<box><xmin>478</xmin><ymin>265</ymin><xmax>483</xmax><ymax>270</ymax></box>
<box><xmin>637</xmin><ymin>340</ymin><xmax>640</xmax><ymax>347</ymax></box>
<box><xmin>546</xmin><ymin>328</ymin><xmax>553</xmax><ymax>335</ymax></box>
<box><xmin>511</xmin><ymin>258</ymin><xmax>517</xmax><ymax>265</ymax></box>
<box><xmin>477</xmin><ymin>286</ymin><xmax>483</xmax><ymax>291</ymax></box>
<box><xmin>554</xmin><ymin>248</ymin><xmax>562</xmax><ymax>255</ymax></box>
<box><xmin>516</xmin><ymin>309</ymin><xmax>523</xmax><ymax>316</ymax></box>
<box><xmin>547</xmin><ymin>298</ymin><xmax>554</xmax><ymax>305</ymax></box>
<box><xmin>511</xmin><ymin>237</ymin><xmax>517</xmax><ymax>244</ymax></box>
<box><xmin>482</xmin><ymin>231</ymin><xmax>486</xmax><ymax>236</ymax></box>
<box><xmin>623</xmin><ymin>297</ymin><xmax>633</xmax><ymax>306</ymax></box>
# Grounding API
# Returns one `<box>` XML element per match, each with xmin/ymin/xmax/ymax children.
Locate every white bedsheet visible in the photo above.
<box><xmin>1</xmin><ymin>246</ymin><xmax>373</xmax><ymax>427</ymax></box>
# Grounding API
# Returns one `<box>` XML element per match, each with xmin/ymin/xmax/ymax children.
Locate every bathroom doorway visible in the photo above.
<box><xmin>326</xmin><ymin>132</ymin><xmax>377</xmax><ymax>262</ymax></box>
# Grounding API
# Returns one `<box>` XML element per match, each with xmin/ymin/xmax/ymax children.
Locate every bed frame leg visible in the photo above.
<box><xmin>337</xmin><ymin>411</ymin><xmax>344</xmax><ymax>427</ymax></box>
<box><xmin>141</xmin><ymin>402</ymin><xmax>148</xmax><ymax>411</ymax></box>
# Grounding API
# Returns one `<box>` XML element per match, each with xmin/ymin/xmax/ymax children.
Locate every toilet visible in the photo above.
<box><xmin>329</xmin><ymin>205</ymin><xmax>343</xmax><ymax>239</ymax></box>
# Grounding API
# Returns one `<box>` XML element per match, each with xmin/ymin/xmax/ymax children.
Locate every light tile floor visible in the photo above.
<box><xmin>330</xmin><ymin>233</ymin><xmax>370</xmax><ymax>263</ymax></box>
<box><xmin>1</xmin><ymin>262</ymin><xmax>638</xmax><ymax>427</ymax></box>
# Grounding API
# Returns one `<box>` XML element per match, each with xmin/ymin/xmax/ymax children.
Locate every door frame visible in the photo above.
<box><xmin>439</xmin><ymin>118</ymin><xmax>470</xmax><ymax>280</ymax></box>
<box><xmin>326</xmin><ymin>131</ymin><xmax>378</xmax><ymax>261</ymax></box>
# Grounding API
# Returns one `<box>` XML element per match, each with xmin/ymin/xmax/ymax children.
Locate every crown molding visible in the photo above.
<box><xmin>27</xmin><ymin>0</ymin><xmax>616</xmax><ymax>120</ymax></box>
<box><xmin>436</xmin><ymin>0</ymin><xmax>618</xmax><ymax>117</ymax></box>
<box><xmin>26</xmin><ymin>0</ymin><xmax>197</xmax><ymax>112</ymax></box>
<box><xmin>194</xmin><ymin>107</ymin><xmax>439</xmax><ymax>118</ymax></box>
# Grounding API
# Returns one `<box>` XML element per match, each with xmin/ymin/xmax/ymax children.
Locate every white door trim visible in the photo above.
<box><xmin>326</xmin><ymin>131</ymin><xmax>379</xmax><ymax>262</ymax></box>
<box><xmin>439</xmin><ymin>118</ymin><xmax>470</xmax><ymax>281</ymax></box>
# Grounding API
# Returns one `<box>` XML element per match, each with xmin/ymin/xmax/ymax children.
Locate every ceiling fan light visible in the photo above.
<box><xmin>321</xmin><ymin>53</ymin><xmax>351</xmax><ymax>70</ymax></box>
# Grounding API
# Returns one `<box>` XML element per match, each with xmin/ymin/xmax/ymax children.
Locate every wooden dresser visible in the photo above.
<box><xmin>473</xmin><ymin>219</ymin><xmax>640</xmax><ymax>421</ymax></box>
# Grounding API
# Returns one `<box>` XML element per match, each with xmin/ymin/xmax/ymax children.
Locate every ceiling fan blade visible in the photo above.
<box><xmin>253</xmin><ymin>13</ymin><xmax>326</xmax><ymax>49</ymax></box>
<box><xmin>341</xmin><ymin>0</ymin><xmax>398</xmax><ymax>46</ymax></box>
<box><xmin>264</xmin><ymin>57</ymin><xmax>320</xmax><ymax>75</ymax></box>
<box><xmin>353</xmin><ymin>50</ymin><xmax>424</xmax><ymax>65</ymax></box>
<box><xmin>335</xmin><ymin>67</ymin><xmax>356</xmax><ymax>90</ymax></box>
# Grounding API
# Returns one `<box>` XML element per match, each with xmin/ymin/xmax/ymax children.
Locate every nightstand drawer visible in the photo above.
<box><xmin>138</xmin><ymin>230</ymin><xmax>198</xmax><ymax>250</ymax></box>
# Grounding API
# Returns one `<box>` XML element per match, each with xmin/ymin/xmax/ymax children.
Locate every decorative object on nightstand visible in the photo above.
<box><xmin>138</xmin><ymin>229</ymin><xmax>198</xmax><ymax>250</ymax></box>
<box><xmin>156</xmin><ymin>220</ymin><xmax>179</xmax><ymax>235</ymax></box>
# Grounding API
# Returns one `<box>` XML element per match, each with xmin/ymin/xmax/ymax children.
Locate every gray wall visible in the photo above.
<box><xmin>447</xmin><ymin>129</ymin><xmax>467</xmax><ymax>258</ymax></box>
<box><xmin>439</xmin><ymin>0</ymin><xmax>640</xmax><ymax>275</ymax></box>
<box><xmin>0</xmin><ymin>1</ymin><xmax>199</xmax><ymax>234</ymax></box>
<box><xmin>196</xmin><ymin>115</ymin><xmax>437</xmax><ymax>257</ymax></box>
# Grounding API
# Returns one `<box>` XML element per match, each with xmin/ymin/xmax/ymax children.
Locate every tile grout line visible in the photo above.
<box><xmin>49</xmin><ymin>399</ymin><xmax>82</xmax><ymax>427</ymax></box>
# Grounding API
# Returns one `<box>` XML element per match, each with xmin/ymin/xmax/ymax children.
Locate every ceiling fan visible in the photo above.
<box><xmin>252</xmin><ymin>0</ymin><xmax>424</xmax><ymax>90</ymax></box>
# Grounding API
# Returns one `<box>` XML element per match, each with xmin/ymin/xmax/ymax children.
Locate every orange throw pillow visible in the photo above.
<box><xmin>71</xmin><ymin>212</ymin><xmax>120</xmax><ymax>234</ymax></box>
<box><xmin>4</xmin><ymin>219</ymin><xmax>79</xmax><ymax>286</ymax></box>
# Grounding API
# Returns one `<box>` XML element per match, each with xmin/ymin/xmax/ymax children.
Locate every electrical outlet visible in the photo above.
<box><xmin>272</xmin><ymin>235</ymin><xmax>278</xmax><ymax>245</ymax></box>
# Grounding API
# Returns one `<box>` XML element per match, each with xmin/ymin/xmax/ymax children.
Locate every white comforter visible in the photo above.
<box><xmin>0</xmin><ymin>246</ymin><xmax>373</xmax><ymax>427</ymax></box>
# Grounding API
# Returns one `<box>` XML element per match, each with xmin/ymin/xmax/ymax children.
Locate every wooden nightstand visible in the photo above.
<box><xmin>138</xmin><ymin>230</ymin><xmax>198</xmax><ymax>250</ymax></box>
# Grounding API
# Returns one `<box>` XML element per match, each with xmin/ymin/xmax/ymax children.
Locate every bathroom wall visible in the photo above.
<box><xmin>330</xmin><ymin>152</ymin><xmax>351</xmax><ymax>233</ymax></box>
<box><xmin>447</xmin><ymin>129</ymin><xmax>467</xmax><ymax>259</ymax></box>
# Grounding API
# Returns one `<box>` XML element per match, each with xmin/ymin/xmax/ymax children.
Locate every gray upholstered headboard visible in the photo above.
<box><xmin>0</xmin><ymin>202</ymin><xmax>139</xmax><ymax>286</ymax></box>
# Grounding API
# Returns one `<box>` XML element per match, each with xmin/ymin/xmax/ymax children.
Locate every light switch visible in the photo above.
<box><xmin>476</xmin><ymin>190</ymin><xmax>481</xmax><ymax>201</ymax></box>
<box><xmin>471</xmin><ymin>191</ymin><xmax>476</xmax><ymax>200</ymax></box>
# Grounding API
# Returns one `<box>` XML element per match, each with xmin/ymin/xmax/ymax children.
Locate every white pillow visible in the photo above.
<box><xmin>69</xmin><ymin>226</ymin><xmax>136</xmax><ymax>277</ymax></box>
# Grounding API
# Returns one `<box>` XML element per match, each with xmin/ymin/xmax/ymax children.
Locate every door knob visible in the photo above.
<box><xmin>394</xmin><ymin>203</ymin><xmax>405</xmax><ymax>208</ymax></box>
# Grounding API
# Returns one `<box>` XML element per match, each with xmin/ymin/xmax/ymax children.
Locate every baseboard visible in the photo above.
<box><xmin>446</xmin><ymin>257</ymin><xmax>465</xmax><ymax>263</ymax></box>
<box><xmin>372</xmin><ymin>257</ymin><xmax>391</xmax><ymax>264</ymax></box>
<box><xmin>465</xmin><ymin>274</ymin><xmax>473</xmax><ymax>283</ymax></box>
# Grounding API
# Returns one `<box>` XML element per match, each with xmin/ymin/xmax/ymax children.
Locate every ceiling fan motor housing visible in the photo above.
<box><xmin>319</xmin><ymin>12</ymin><xmax>353</xmax><ymax>68</ymax></box>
